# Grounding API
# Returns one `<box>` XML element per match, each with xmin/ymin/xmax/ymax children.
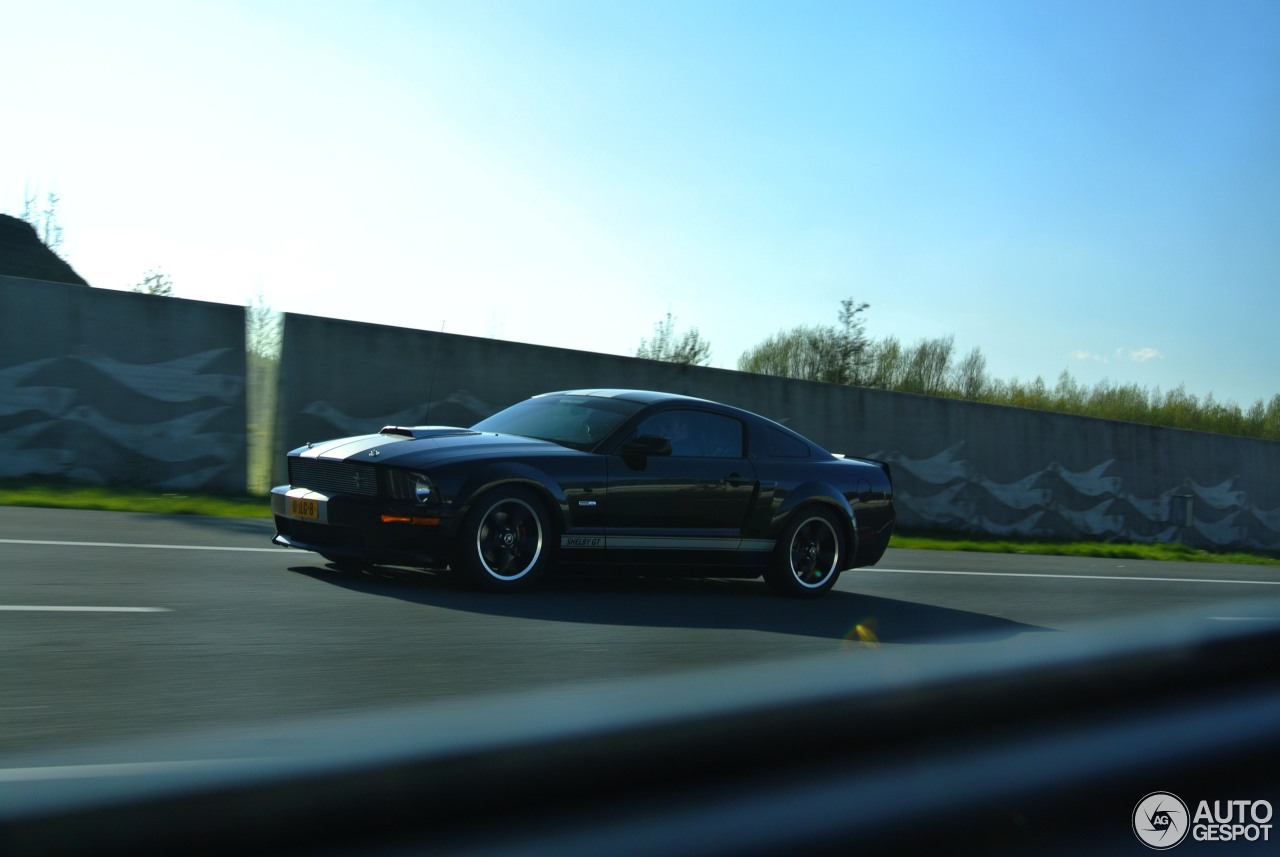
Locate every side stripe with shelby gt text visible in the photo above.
<box><xmin>560</xmin><ymin>535</ymin><xmax>775</xmax><ymax>551</ymax></box>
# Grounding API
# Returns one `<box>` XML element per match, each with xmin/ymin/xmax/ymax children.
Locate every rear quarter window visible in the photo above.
<box><xmin>764</xmin><ymin>426</ymin><xmax>811</xmax><ymax>459</ymax></box>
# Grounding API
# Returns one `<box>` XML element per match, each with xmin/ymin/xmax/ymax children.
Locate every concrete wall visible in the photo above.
<box><xmin>276</xmin><ymin>312</ymin><xmax>1280</xmax><ymax>551</ymax></box>
<box><xmin>2</xmin><ymin>276</ymin><xmax>1273</xmax><ymax>550</ymax></box>
<box><xmin>0</xmin><ymin>276</ymin><xmax>247</xmax><ymax>493</ymax></box>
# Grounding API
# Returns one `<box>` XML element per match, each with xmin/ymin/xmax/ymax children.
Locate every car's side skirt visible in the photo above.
<box><xmin>559</xmin><ymin>535</ymin><xmax>774</xmax><ymax>552</ymax></box>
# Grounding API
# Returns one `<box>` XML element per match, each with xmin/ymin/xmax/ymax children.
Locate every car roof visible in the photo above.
<box><xmin>538</xmin><ymin>389</ymin><xmax>712</xmax><ymax>406</ymax></box>
<box><xmin>537</xmin><ymin>389</ymin><xmax>826</xmax><ymax>453</ymax></box>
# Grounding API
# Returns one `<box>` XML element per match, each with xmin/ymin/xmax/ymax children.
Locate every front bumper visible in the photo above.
<box><xmin>270</xmin><ymin>485</ymin><xmax>457</xmax><ymax>568</ymax></box>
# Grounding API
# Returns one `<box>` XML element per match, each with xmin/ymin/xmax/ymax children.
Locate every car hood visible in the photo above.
<box><xmin>289</xmin><ymin>426</ymin><xmax>579</xmax><ymax>467</ymax></box>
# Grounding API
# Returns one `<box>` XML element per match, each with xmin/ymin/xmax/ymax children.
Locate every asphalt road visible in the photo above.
<box><xmin>3</xmin><ymin>506</ymin><xmax>1279</xmax><ymax>758</ymax></box>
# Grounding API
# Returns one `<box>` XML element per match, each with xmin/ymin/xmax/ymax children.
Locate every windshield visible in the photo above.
<box><xmin>471</xmin><ymin>394</ymin><xmax>644</xmax><ymax>449</ymax></box>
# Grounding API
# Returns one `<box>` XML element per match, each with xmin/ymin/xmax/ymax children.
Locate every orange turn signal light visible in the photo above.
<box><xmin>380</xmin><ymin>514</ymin><xmax>441</xmax><ymax>526</ymax></box>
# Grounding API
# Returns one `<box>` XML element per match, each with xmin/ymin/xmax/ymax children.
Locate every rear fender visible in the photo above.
<box><xmin>771</xmin><ymin>481</ymin><xmax>859</xmax><ymax>560</ymax></box>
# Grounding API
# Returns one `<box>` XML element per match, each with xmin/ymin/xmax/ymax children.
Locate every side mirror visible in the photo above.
<box><xmin>621</xmin><ymin>435</ymin><xmax>673</xmax><ymax>458</ymax></box>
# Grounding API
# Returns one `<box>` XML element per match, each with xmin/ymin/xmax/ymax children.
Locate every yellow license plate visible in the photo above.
<box><xmin>289</xmin><ymin>498</ymin><xmax>319</xmax><ymax>520</ymax></box>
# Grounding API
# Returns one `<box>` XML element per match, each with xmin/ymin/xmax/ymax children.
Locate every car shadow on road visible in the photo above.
<box><xmin>288</xmin><ymin>562</ymin><xmax>1048</xmax><ymax>644</ymax></box>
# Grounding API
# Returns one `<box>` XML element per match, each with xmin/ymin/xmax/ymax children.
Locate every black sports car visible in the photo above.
<box><xmin>271</xmin><ymin>389</ymin><xmax>894</xmax><ymax>597</ymax></box>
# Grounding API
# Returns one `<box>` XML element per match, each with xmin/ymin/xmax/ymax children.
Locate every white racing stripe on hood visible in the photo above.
<box><xmin>298</xmin><ymin>434</ymin><xmax>406</xmax><ymax>460</ymax></box>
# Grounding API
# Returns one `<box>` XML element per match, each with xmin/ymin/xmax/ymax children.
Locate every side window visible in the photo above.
<box><xmin>764</xmin><ymin>426</ymin><xmax>811</xmax><ymax>459</ymax></box>
<box><xmin>635</xmin><ymin>409</ymin><xmax>744</xmax><ymax>458</ymax></box>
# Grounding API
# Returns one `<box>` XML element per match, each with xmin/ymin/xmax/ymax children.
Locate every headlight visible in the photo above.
<box><xmin>389</xmin><ymin>470</ymin><xmax>439</xmax><ymax>504</ymax></box>
<box><xmin>412</xmin><ymin>473</ymin><xmax>434</xmax><ymax>504</ymax></box>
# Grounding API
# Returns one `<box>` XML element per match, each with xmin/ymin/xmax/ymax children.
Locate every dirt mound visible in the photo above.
<box><xmin>0</xmin><ymin>214</ymin><xmax>89</xmax><ymax>285</ymax></box>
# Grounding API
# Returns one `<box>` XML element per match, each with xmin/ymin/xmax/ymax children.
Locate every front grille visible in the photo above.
<box><xmin>289</xmin><ymin>458</ymin><xmax>379</xmax><ymax>497</ymax></box>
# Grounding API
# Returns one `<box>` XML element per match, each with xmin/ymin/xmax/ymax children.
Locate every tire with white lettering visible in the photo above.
<box><xmin>455</xmin><ymin>487</ymin><xmax>551</xmax><ymax>591</ymax></box>
<box><xmin>764</xmin><ymin>507</ymin><xmax>845</xmax><ymax>598</ymax></box>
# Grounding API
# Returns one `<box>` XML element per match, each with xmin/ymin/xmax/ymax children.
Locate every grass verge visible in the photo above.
<box><xmin>890</xmin><ymin>531</ymin><xmax>1280</xmax><ymax>566</ymax></box>
<box><xmin>0</xmin><ymin>481</ymin><xmax>1275</xmax><ymax>566</ymax></box>
<box><xmin>0</xmin><ymin>481</ymin><xmax>271</xmax><ymax>519</ymax></box>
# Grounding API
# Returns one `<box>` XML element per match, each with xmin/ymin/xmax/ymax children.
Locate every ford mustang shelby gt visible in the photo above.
<box><xmin>272</xmin><ymin>390</ymin><xmax>894</xmax><ymax>597</ymax></box>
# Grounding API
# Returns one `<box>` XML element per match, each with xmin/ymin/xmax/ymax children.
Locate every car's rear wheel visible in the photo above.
<box><xmin>456</xmin><ymin>487</ymin><xmax>551</xmax><ymax>591</ymax></box>
<box><xmin>765</xmin><ymin>507</ymin><xmax>845</xmax><ymax>597</ymax></box>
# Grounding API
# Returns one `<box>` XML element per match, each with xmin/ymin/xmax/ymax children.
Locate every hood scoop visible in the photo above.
<box><xmin>379</xmin><ymin>425</ymin><xmax>481</xmax><ymax>440</ymax></box>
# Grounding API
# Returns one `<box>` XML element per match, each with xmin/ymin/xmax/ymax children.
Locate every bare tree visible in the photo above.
<box><xmin>865</xmin><ymin>336</ymin><xmax>905</xmax><ymax>389</ymax></box>
<box><xmin>836</xmin><ymin>298</ymin><xmax>872</xmax><ymax>383</ymax></box>
<box><xmin>246</xmin><ymin>292</ymin><xmax>283</xmax><ymax>359</ymax></box>
<box><xmin>21</xmin><ymin>191</ymin><xmax>65</xmax><ymax>258</ymax></box>
<box><xmin>952</xmin><ymin>346</ymin><xmax>988</xmax><ymax>400</ymax></box>
<box><xmin>738</xmin><ymin>298</ymin><xmax>870</xmax><ymax>384</ymax></box>
<box><xmin>901</xmin><ymin>335</ymin><xmax>954</xmax><ymax>395</ymax></box>
<box><xmin>131</xmin><ymin>268</ymin><xmax>174</xmax><ymax>296</ymax></box>
<box><xmin>636</xmin><ymin>312</ymin><xmax>712</xmax><ymax>366</ymax></box>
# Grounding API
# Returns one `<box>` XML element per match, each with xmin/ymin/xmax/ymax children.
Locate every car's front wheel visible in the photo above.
<box><xmin>455</xmin><ymin>487</ymin><xmax>552</xmax><ymax>592</ymax></box>
<box><xmin>764</xmin><ymin>507</ymin><xmax>846</xmax><ymax>597</ymax></box>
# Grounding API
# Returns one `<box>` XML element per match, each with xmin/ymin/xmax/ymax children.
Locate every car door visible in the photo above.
<box><xmin>604</xmin><ymin>408</ymin><xmax>759</xmax><ymax>560</ymax></box>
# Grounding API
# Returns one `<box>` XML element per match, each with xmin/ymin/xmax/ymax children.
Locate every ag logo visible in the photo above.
<box><xmin>1134</xmin><ymin>792</ymin><xmax>1190</xmax><ymax>849</ymax></box>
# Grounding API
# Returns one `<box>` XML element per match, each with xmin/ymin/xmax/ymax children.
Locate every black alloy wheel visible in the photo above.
<box><xmin>457</xmin><ymin>487</ymin><xmax>551</xmax><ymax>591</ymax></box>
<box><xmin>765</xmin><ymin>507</ymin><xmax>846</xmax><ymax>597</ymax></box>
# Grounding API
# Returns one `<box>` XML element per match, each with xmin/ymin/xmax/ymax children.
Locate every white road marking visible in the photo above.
<box><xmin>0</xmin><ymin>606</ymin><xmax>171</xmax><ymax>613</ymax></box>
<box><xmin>867</xmin><ymin>567</ymin><xmax>1280</xmax><ymax>586</ymax></box>
<box><xmin>0</xmin><ymin>759</ymin><xmax>259</xmax><ymax>782</ymax></box>
<box><xmin>0</xmin><ymin>538</ymin><xmax>281</xmax><ymax>553</ymax></box>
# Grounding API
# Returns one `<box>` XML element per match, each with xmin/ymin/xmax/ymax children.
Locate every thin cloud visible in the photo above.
<box><xmin>1070</xmin><ymin>350</ymin><xmax>1108</xmax><ymax>363</ymax></box>
<box><xmin>1116</xmin><ymin>347</ymin><xmax>1163</xmax><ymax>363</ymax></box>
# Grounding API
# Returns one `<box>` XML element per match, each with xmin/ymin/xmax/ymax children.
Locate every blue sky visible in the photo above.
<box><xmin>4</xmin><ymin>0</ymin><xmax>1278</xmax><ymax>407</ymax></box>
